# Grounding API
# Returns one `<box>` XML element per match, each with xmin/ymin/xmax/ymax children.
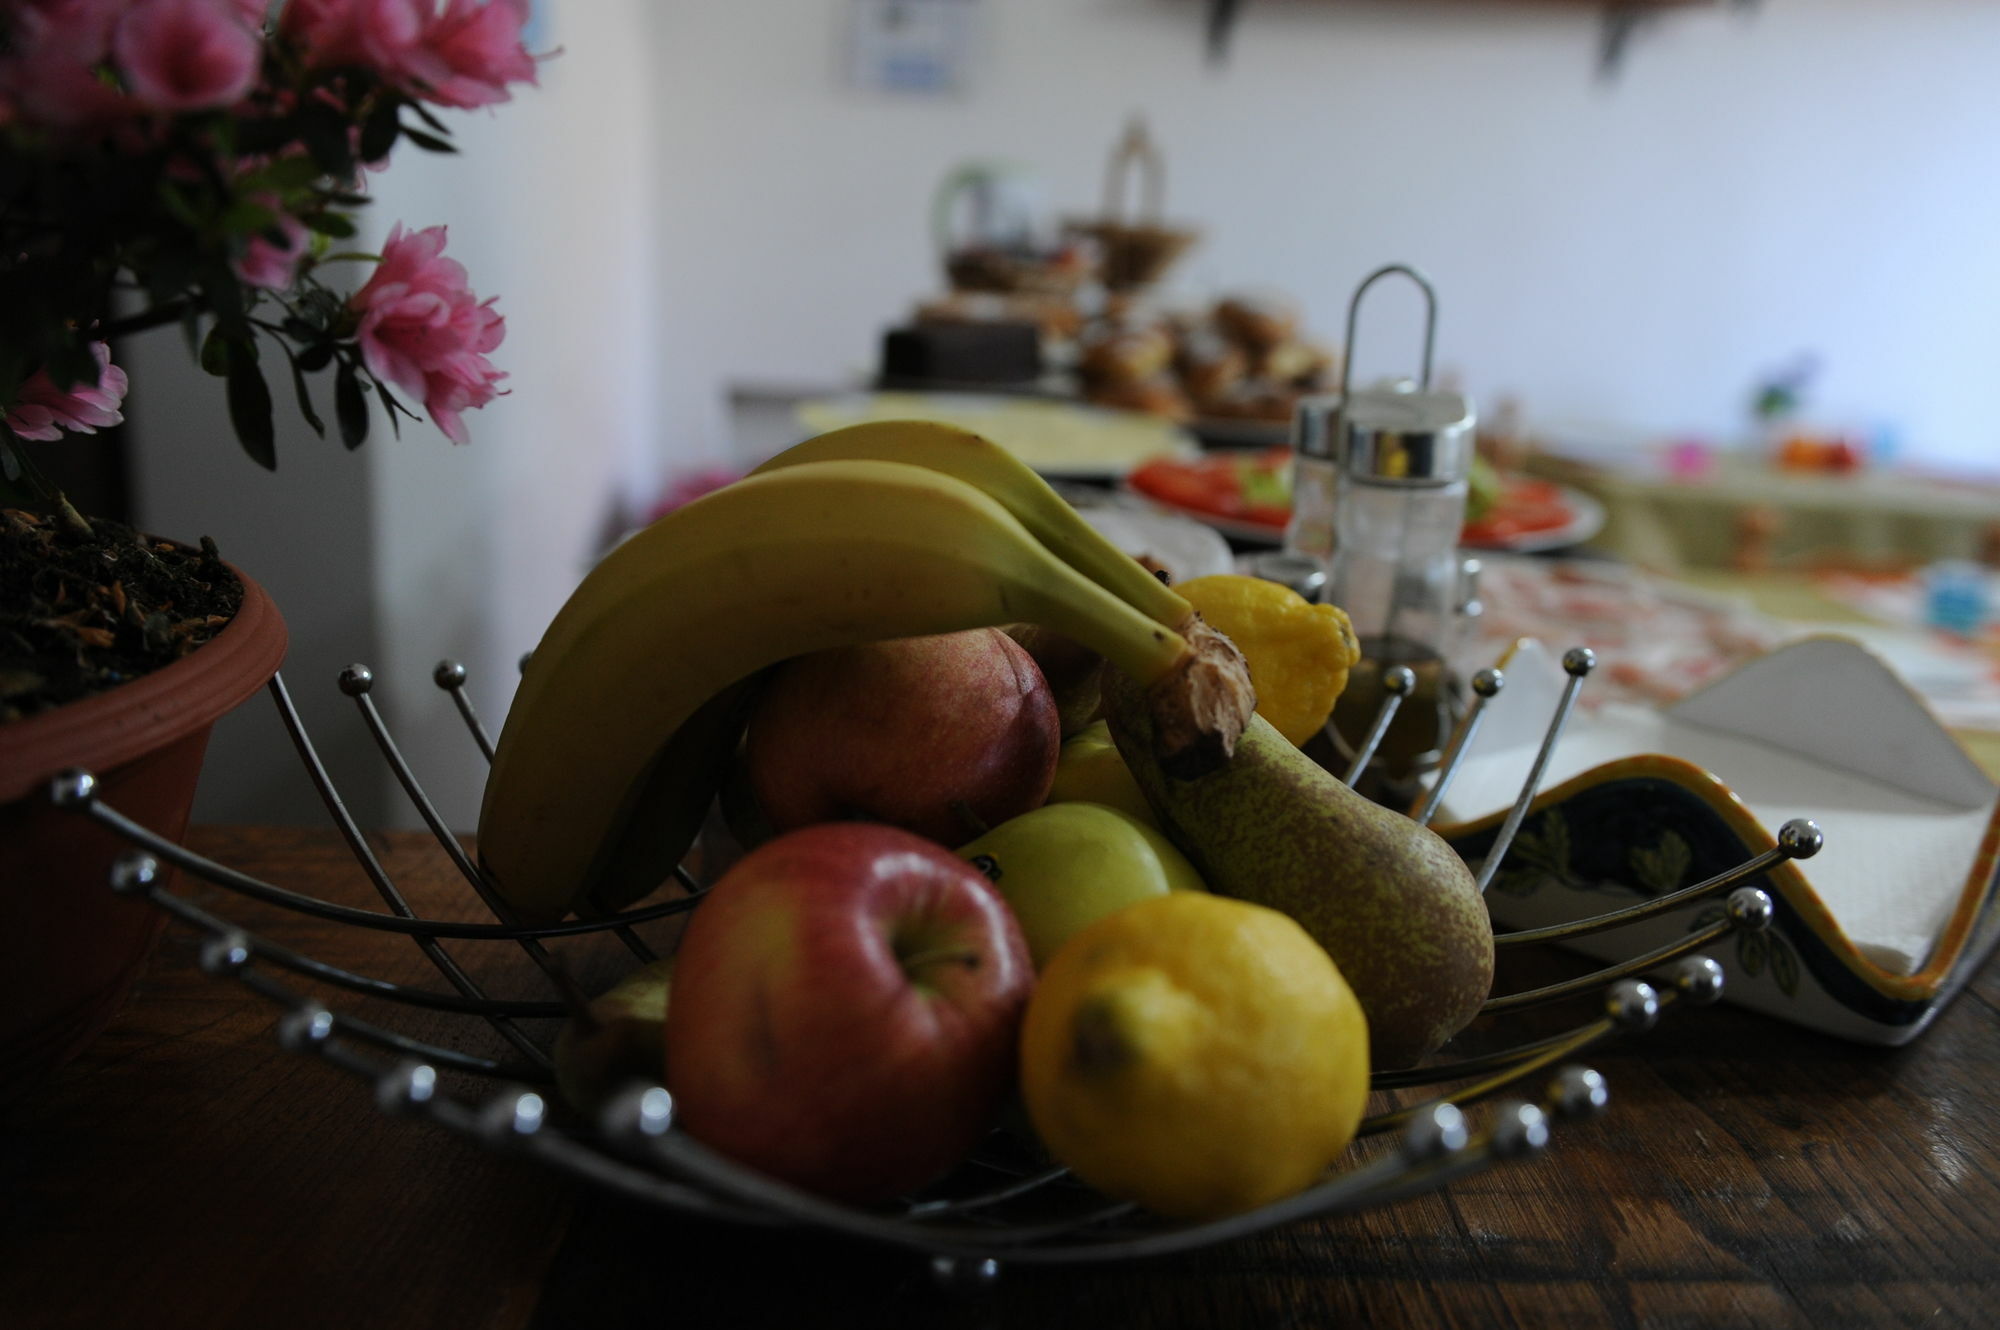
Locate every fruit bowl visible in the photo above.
<box><xmin>38</xmin><ymin>649</ymin><xmax>1819</xmax><ymax>1270</ymax></box>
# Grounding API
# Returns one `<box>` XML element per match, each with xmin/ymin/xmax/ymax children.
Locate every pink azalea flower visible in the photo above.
<box><xmin>347</xmin><ymin>223</ymin><xmax>506</xmax><ymax>445</ymax></box>
<box><xmin>0</xmin><ymin>0</ymin><xmax>133</xmax><ymax>126</ymax></box>
<box><xmin>1</xmin><ymin>60</ymin><xmax>128</xmax><ymax>127</ymax></box>
<box><xmin>10</xmin><ymin>0</ymin><xmax>125</xmax><ymax>55</ymax></box>
<box><xmin>4</xmin><ymin>343</ymin><xmax>130</xmax><ymax>442</ymax></box>
<box><xmin>281</xmin><ymin>0</ymin><xmax>533</xmax><ymax>108</ymax></box>
<box><xmin>234</xmin><ymin>195</ymin><xmax>312</xmax><ymax>290</ymax></box>
<box><xmin>405</xmin><ymin>0</ymin><xmax>535</xmax><ymax>109</ymax></box>
<box><xmin>112</xmin><ymin>0</ymin><xmax>262</xmax><ymax>113</ymax></box>
<box><xmin>279</xmin><ymin>0</ymin><xmax>426</xmax><ymax>74</ymax></box>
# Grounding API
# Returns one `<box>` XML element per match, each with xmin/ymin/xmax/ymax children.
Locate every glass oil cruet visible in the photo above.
<box><xmin>1294</xmin><ymin>264</ymin><xmax>1477</xmax><ymax>799</ymax></box>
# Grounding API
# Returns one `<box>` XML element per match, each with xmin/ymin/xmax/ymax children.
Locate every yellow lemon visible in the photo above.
<box><xmin>1046</xmin><ymin>720</ymin><xmax>1158</xmax><ymax>828</ymax></box>
<box><xmin>1019</xmin><ymin>892</ymin><xmax>1370</xmax><ymax>1219</ymax></box>
<box><xmin>1175</xmin><ymin>574</ymin><xmax>1360</xmax><ymax>747</ymax></box>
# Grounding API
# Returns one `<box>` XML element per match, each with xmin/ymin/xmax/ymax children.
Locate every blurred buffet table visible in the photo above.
<box><xmin>1685</xmin><ymin>569</ymin><xmax>2000</xmax><ymax>775</ymax></box>
<box><xmin>1530</xmin><ymin>449</ymin><xmax>2000</xmax><ymax>577</ymax></box>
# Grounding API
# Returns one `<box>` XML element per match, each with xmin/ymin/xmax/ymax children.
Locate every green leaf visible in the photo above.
<box><xmin>199</xmin><ymin>328</ymin><xmax>233</xmax><ymax>377</ymax></box>
<box><xmin>227</xmin><ymin>355</ymin><xmax>277</xmax><ymax>471</ymax></box>
<box><xmin>156</xmin><ymin>181</ymin><xmax>203</xmax><ymax>228</ymax></box>
<box><xmin>295</xmin><ymin>341</ymin><xmax>335</xmax><ymax>372</ymax></box>
<box><xmin>1770</xmin><ymin>934</ymin><xmax>1801</xmax><ymax>998</ymax></box>
<box><xmin>373</xmin><ymin>379</ymin><xmax>411</xmax><ymax>439</ymax></box>
<box><xmin>1630</xmin><ymin>831</ymin><xmax>1693</xmax><ymax>897</ymax></box>
<box><xmin>276</xmin><ymin>344</ymin><xmax>325</xmax><ymax>439</ymax></box>
<box><xmin>407</xmin><ymin>101</ymin><xmax>450</xmax><ymax>135</ymax></box>
<box><xmin>240</xmin><ymin>155</ymin><xmax>325</xmax><ymax>193</ymax></box>
<box><xmin>1507</xmin><ymin>810</ymin><xmax>1574</xmax><ymax>884</ymax></box>
<box><xmin>1737</xmin><ymin>931</ymin><xmax>1768</xmax><ymax>978</ymax></box>
<box><xmin>335</xmin><ymin>359</ymin><xmax>370</xmax><ymax>450</ymax></box>
<box><xmin>400</xmin><ymin>126</ymin><xmax>459</xmax><ymax>154</ymax></box>
<box><xmin>206</xmin><ymin>270</ymin><xmax>253</xmax><ymax>343</ymax></box>
<box><xmin>306</xmin><ymin>212</ymin><xmax>357</xmax><ymax>239</ymax></box>
<box><xmin>299</xmin><ymin>103</ymin><xmax>356</xmax><ymax>178</ymax></box>
<box><xmin>208</xmin><ymin>115</ymin><xmax>237</xmax><ymax>162</ymax></box>
<box><xmin>360</xmin><ymin>98</ymin><xmax>402</xmax><ymax>162</ymax></box>
<box><xmin>221</xmin><ymin>198</ymin><xmax>280</xmax><ymax>238</ymax></box>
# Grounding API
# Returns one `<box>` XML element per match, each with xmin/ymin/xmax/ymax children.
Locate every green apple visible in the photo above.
<box><xmin>1045</xmin><ymin>720</ymin><xmax>1158</xmax><ymax>829</ymax></box>
<box><xmin>958</xmin><ymin>802</ymin><xmax>1205</xmax><ymax>967</ymax></box>
<box><xmin>553</xmin><ymin>958</ymin><xmax>675</xmax><ymax>1116</ymax></box>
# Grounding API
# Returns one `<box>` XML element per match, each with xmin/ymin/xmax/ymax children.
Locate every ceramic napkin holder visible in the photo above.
<box><xmin>1426</xmin><ymin>636</ymin><xmax>2000</xmax><ymax>1044</ymax></box>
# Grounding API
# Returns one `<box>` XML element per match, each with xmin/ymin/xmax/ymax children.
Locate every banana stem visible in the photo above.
<box><xmin>1021</xmin><ymin>571</ymin><xmax>1254</xmax><ymax>779</ymax></box>
<box><xmin>1144</xmin><ymin>613</ymin><xmax>1257</xmax><ymax>779</ymax></box>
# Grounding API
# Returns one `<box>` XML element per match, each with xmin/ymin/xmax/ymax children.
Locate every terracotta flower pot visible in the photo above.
<box><xmin>0</xmin><ymin>562</ymin><xmax>287</xmax><ymax>1093</ymax></box>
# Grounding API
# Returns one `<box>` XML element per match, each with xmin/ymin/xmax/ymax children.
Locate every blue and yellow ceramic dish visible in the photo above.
<box><xmin>1429</xmin><ymin>637</ymin><xmax>2000</xmax><ymax>1045</ymax></box>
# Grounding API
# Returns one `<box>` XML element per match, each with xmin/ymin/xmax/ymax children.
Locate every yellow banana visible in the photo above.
<box><xmin>477</xmin><ymin>458</ymin><xmax>1201</xmax><ymax>923</ymax></box>
<box><xmin>750</xmin><ymin>419</ymin><xmax>1192</xmax><ymax>632</ymax></box>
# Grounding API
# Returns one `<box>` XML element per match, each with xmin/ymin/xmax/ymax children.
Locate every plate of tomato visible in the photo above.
<box><xmin>1124</xmin><ymin>448</ymin><xmax>1605</xmax><ymax>552</ymax></box>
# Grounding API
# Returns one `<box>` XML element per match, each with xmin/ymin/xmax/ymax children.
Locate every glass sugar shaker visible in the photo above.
<box><xmin>1306</xmin><ymin>265</ymin><xmax>1477</xmax><ymax>796</ymax></box>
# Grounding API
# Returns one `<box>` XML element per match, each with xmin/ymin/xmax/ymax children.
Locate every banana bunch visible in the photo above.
<box><xmin>476</xmin><ymin>421</ymin><xmax>1255</xmax><ymax>923</ymax></box>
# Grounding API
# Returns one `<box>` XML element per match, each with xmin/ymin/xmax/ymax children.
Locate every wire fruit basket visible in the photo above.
<box><xmin>45</xmin><ymin>644</ymin><xmax>1822</xmax><ymax>1276</ymax></box>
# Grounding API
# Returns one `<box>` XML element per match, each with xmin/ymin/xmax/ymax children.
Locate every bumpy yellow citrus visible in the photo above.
<box><xmin>1019</xmin><ymin>891</ymin><xmax>1370</xmax><ymax>1220</ymax></box>
<box><xmin>1174</xmin><ymin>574</ymin><xmax>1360</xmax><ymax>747</ymax></box>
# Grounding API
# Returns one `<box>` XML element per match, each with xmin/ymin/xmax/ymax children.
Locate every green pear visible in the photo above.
<box><xmin>1101</xmin><ymin>669</ymin><xmax>1493</xmax><ymax>1068</ymax></box>
<box><xmin>957</xmin><ymin>802</ymin><xmax>1204</xmax><ymax>967</ymax></box>
<box><xmin>553</xmin><ymin>959</ymin><xmax>675</xmax><ymax>1116</ymax></box>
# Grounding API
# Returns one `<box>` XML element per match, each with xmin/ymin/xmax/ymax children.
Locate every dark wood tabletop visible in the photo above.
<box><xmin>4</xmin><ymin>824</ymin><xmax>1997</xmax><ymax>1330</ymax></box>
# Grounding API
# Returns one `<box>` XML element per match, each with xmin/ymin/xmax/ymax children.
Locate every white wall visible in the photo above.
<box><xmin>648</xmin><ymin>0</ymin><xmax>2000</xmax><ymax>471</ymax></box>
<box><xmin>133</xmin><ymin>0</ymin><xmax>665</xmax><ymax>830</ymax></box>
<box><xmin>126</xmin><ymin>331</ymin><xmax>391</xmax><ymax>827</ymax></box>
<box><xmin>133</xmin><ymin>0</ymin><xmax>2000</xmax><ymax>830</ymax></box>
<box><xmin>359</xmin><ymin>0</ymin><xmax>667</xmax><ymax>832</ymax></box>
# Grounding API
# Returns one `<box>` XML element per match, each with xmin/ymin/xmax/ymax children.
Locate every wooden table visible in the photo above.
<box><xmin>4</xmin><ymin>825</ymin><xmax>1997</xmax><ymax>1329</ymax></box>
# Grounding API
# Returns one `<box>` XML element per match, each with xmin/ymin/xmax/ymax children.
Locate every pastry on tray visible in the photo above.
<box><xmin>1084</xmin><ymin>373</ymin><xmax>1193</xmax><ymax>422</ymax></box>
<box><xmin>1213</xmin><ymin>293</ymin><xmax>1298</xmax><ymax>352</ymax></box>
<box><xmin>1077</xmin><ymin>325</ymin><xmax>1176</xmax><ymax>387</ymax></box>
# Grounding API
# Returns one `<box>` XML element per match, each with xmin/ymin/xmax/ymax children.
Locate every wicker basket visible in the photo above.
<box><xmin>1063</xmin><ymin>118</ymin><xmax>1200</xmax><ymax>293</ymax></box>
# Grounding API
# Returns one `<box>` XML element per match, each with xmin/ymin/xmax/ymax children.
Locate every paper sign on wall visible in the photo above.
<box><xmin>847</xmin><ymin>0</ymin><xmax>979</xmax><ymax>95</ymax></box>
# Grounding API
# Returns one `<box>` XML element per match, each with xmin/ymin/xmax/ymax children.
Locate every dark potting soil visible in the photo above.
<box><xmin>1</xmin><ymin>508</ymin><xmax>242</xmax><ymax>723</ymax></box>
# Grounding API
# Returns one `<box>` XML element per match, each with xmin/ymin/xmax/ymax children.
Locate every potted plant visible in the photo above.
<box><xmin>0</xmin><ymin>0</ymin><xmax>536</xmax><ymax>1088</ymax></box>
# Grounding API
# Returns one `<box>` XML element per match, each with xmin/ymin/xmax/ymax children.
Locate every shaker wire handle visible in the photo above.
<box><xmin>1338</xmin><ymin>263</ymin><xmax>1440</xmax><ymax>403</ymax></box>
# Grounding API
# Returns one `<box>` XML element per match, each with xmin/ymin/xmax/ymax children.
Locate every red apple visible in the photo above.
<box><xmin>663</xmin><ymin>822</ymin><xmax>1034</xmax><ymax>1203</ymax></box>
<box><xmin>744</xmin><ymin>628</ymin><xmax>1060</xmax><ymax>846</ymax></box>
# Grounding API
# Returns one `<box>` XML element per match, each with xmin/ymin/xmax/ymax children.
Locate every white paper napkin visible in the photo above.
<box><xmin>1434</xmin><ymin>638</ymin><xmax>1998</xmax><ymax>976</ymax></box>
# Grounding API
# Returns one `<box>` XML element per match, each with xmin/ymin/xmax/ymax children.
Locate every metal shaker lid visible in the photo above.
<box><xmin>1302</xmin><ymin>263</ymin><xmax>1476</xmax><ymax>485</ymax></box>
<box><xmin>1291</xmin><ymin>392</ymin><xmax>1342</xmax><ymax>459</ymax></box>
<box><xmin>1291</xmin><ymin>386</ymin><xmax>1476</xmax><ymax>484</ymax></box>
<box><xmin>1340</xmin><ymin>386</ymin><xmax>1475</xmax><ymax>485</ymax></box>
